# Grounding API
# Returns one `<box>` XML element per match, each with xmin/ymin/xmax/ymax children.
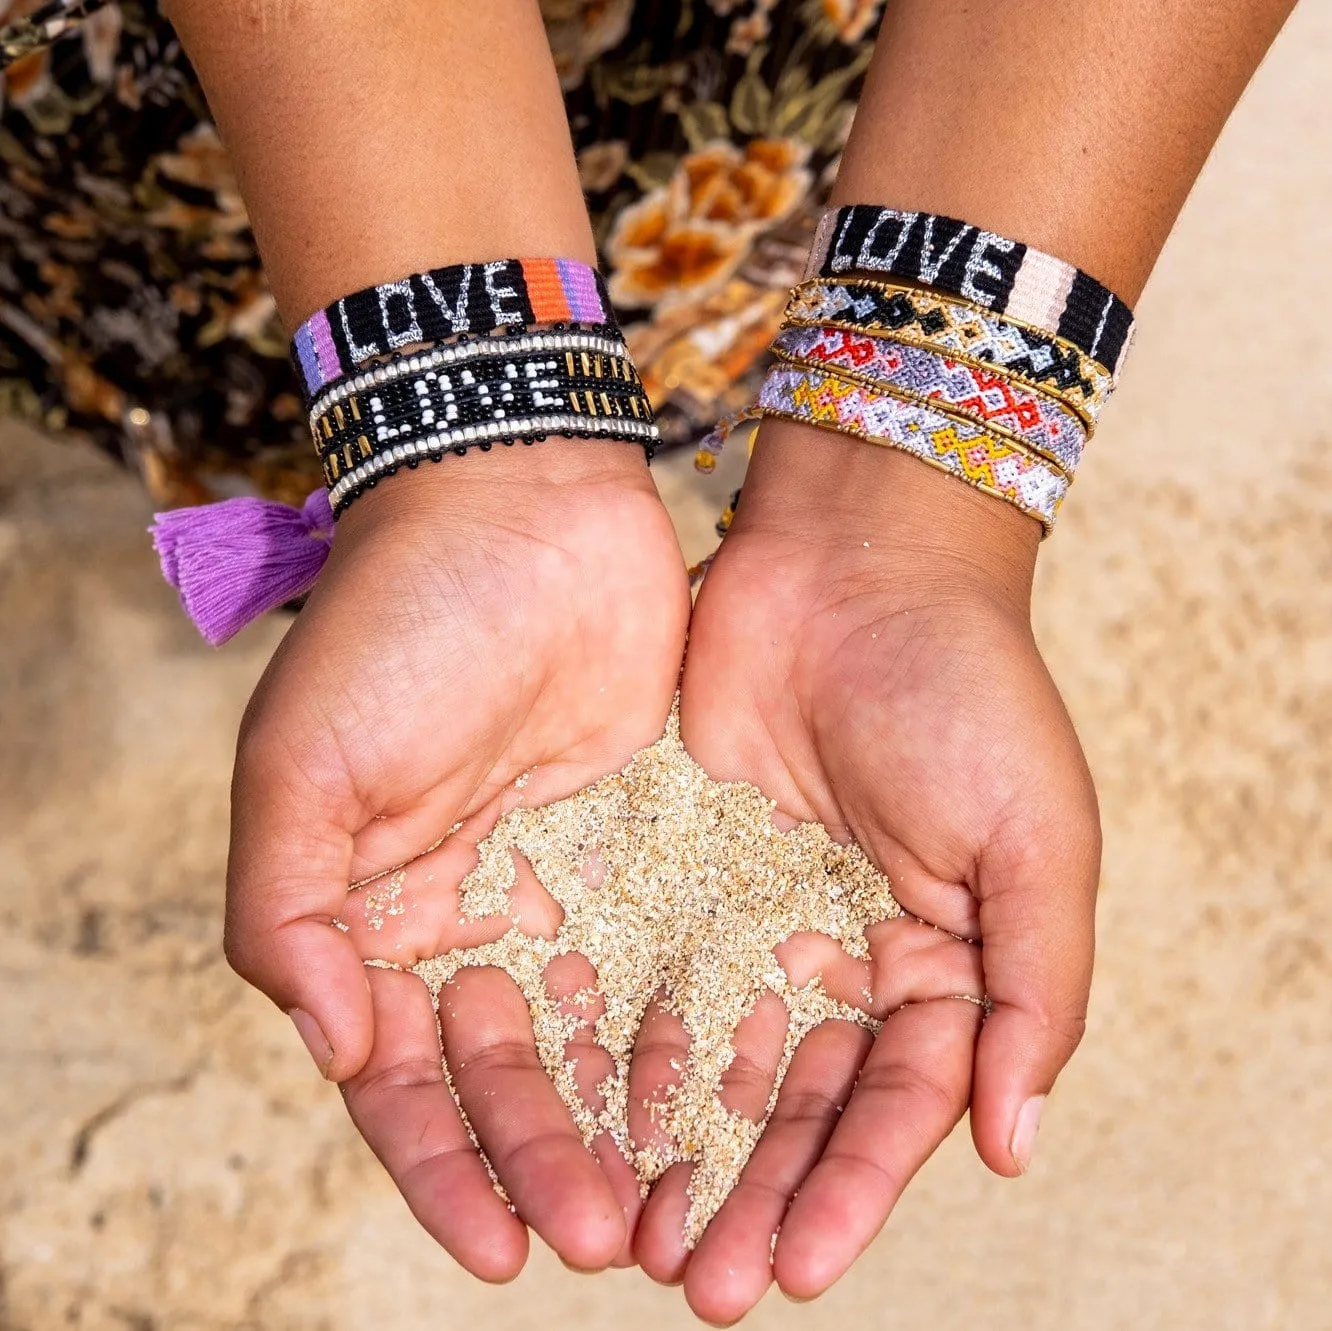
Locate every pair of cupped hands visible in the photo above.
<box><xmin>225</xmin><ymin>418</ymin><xmax>1099</xmax><ymax>1324</ymax></box>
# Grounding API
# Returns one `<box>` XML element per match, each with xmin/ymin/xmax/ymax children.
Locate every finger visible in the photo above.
<box><xmin>675</xmin><ymin>923</ymin><xmax>981</xmax><ymax>1322</ymax></box>
<box><xmin>542</xmin><ymin>951</ymin><xmax>646</xmax><ymax>1267</ymax></box>
<box><xmin>226</xmin><ymin>732</ymin><xmax>372</xmax><ymax>1081</ymax></box>
<box><xmin>775</xmin><ymin>997</ymin><xmax>979</xmax><ymax>1301</ymax></box>
<box><xmin>775</xmin><ymin>919</ymin><xmax>984</xmax><ymax>1016</ymax></box>
<box><xmin>634</xmin><ymin>1162</ymin><xmax>694</xmax><ymax>1285</ymax></box>
<box><xmin>340</xmin><ymin>967</ymin><xmax>529</xmax><ymax>1282</ymax></box>
<box><xmin>970</xmin><ymin>810</ymin><xmax>1099</xmax><ymax>1177</ymax></box>
<box><xmin>628</xmin><ymin>996</ymin><xmax>692</xmax><ymax>1284</ymax></box>
<box><xmin>866</xmin><ymin>836</ymin><xmax>982</xmax><ymax>940</ymax></box>
<box><xmin>627</xmin><ymin>991</ymin><xmax>689</xmax><ymax>1166</ymax></box>
<box><xmin>340</xmin><ymin>838</ymin><xmax>564</xmax><ymax>963</ymax></box>
<box><xmin>439</xmin><ymin>966</ymin><xmax>626</xmax><ymax>1271</ymax></box>
<box><xmin>635</xmin><ymin>992</ymin><xmax>788</xmax><ymax>1282</ymax></box>
<box><xmin>684</xmin><ymin>1018</ymin><xmax>872</xmax><ymax>1325</ymax></box>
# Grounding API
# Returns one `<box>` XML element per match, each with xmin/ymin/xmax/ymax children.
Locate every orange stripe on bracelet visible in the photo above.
<box><xmin>523</xmin><ymin>257</ymin><xmax>574</xmax><ymax>323</ymax></box>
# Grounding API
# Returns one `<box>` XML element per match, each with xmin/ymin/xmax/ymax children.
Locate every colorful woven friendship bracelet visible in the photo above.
<box><xmin>805</xmin><ymin>205</ymin><xmax>1135</xmax><ymax>374</ymax></box>
<box><xmin>290</xmin><ymin>257</ymin><xmax>617</xmax><ymax>399</ymax></box>
<box><xmin>771</xmin><ymin>325</ymin><xmax>1087</xmax><ymax>476</ymax></box>
<box><xmin>757</xmin><ymin>362</ymin><xmax>1067</xmax><ymax>530</ymax></box>
<box><xmin>786</xmin><ymin>281</ymin><xmax>1115</xmax><ymax>421</ymax></box>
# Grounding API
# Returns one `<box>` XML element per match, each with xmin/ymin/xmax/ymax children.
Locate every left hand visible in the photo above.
<box><xmin>631</xmin><ymin>421</ymin><xmax>1100</xmax><ymax>1321</ymax></box>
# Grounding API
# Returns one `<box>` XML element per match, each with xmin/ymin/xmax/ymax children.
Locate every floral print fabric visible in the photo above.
<box><xmin>0</xmin><ymin>0</ymin><xmax>882</xmax><ymax>505</ymax></box>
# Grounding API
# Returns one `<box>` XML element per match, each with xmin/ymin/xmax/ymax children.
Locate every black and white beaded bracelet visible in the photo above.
<box><xmin>310</xmin><ymin>329</ymin><xmax>635</xmax><ymax>425</ymax></box>
<box><xmin>315</xmin><ymin>352</ymin><xmax>646</xmax><ymax>462</ymax></box>
<box><xmin>316</xmin><ymin>335</ymin><xmax>657</xmax><ymax>511</ymax></box>
<box><xmin>314</xmin><ymin>341</ymin><xmax>650</xmax><ymax>484</ymax></box>
<box><xmin>327</xmin><ymin>413</ymin><xmax>658</xmax><ymax>514</ymax></box>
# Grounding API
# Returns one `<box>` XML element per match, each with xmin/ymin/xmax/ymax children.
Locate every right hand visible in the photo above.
<box><xmin>224</xmin><ymin>438</ymin><xmax>690</xmax><ymax>1281</ymax></box>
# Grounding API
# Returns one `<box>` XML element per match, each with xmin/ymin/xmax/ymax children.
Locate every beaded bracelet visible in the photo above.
<box><xmin>290</xmin><ymin>257</ymin><xmax>617</xmax><ymax>399</ymax></box>
<box><xmin>771</xmin><ymin>325</ymin><xmax>1087</xmax><ymax>476</ymax></box>
<box><xmin>787</xmin><ymin>280</ymin><xmax>1114</xmax><ymax>422</ymax></box>
<box><xmin>319</xmin><ymin>390</ymin><xmax>652</xmax><ymax>492</ymax></box>
<box><xmin>757</xmin><ymin>362</ymin><xmax>1067</xmax><ymax>529</ymax></box>
<box><xmin>328</xmin><ymin>412</ymin><xmax>657</xmax><ymax>514</ymax></box>
<box><xmin>320</xmin><ymin>331</ymin><xmax>657</xmax><ymax>512</ymax></box>
<box><xmin>805</xmin><ymin>205</ymin><xmax>1135</xmax><ymax>373</ymax></box>
<box><xmin>313</xmin><ymin>342</ymin><xmax>647</xmax><ymax>475</ymax></box>
<box><xmin>309</xmin><ymin>329</ymin><xmax>632</xmax><ymax>423</ymax></box>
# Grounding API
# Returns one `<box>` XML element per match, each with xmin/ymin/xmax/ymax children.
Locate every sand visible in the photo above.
<box><xmin>2</xmin><ymin>8</ymin><xmax>1332</xmax><ymax>1325</ymax></box>
<box><xmin>408</xmin><ymin>705</ymin><xmax>903</xmax><ymax>1245</ymax></box>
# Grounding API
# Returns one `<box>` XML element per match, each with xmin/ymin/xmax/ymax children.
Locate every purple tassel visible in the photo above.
<box><xmin>151</xmin><ymin>488</ymin><xmax>334</xmax><ymax>646</ymax></box>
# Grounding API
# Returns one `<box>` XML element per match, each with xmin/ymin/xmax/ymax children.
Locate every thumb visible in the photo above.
<box><xmin>225</xmin><ymin>725</ymin><xmax>374</xmax><ymax>1082</ymax></box>
<box><xmin>969</xmin><ymin>799</ymin><xmax>1101</xmax><ymax>1177</ymax></box>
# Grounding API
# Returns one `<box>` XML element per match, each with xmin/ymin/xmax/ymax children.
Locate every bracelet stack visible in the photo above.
<box><xmin>700</xmin><ymin>206</ymin><xmax>1135</xmax><ymax>534</ymax></box>
<box><xmin>152</xmin><ymin>256</ymin><xmax>656</xmax><ymax>644</ymax></box>
<box><xmin>292</xmin><ymin>258</ymin><xmax>657</xmax><ymax>515</ymax></box>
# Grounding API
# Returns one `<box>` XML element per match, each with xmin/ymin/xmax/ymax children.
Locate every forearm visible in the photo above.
<box><xmin>745</xmin><ymin>0</ymin><xmax>1297</xmax><ymax>566</ymax></box>
<box><xmin>832</xmin><ymin>0</ymin><xmax>1297</xmax><ymax>303</ymax></box>
<box><xmin>164</xmin><ymin>0</ymin><xmax>647</xmax><ymax>527</ymax></box>
<box><xmin>163</xmin><ymin>0</ymin><xmax>593</xmax><ymax>329</ymax></box>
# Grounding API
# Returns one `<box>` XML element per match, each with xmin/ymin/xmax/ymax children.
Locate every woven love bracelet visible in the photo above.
<box><xmin>806</xmin><ymin>205</ymin><xmax>1135</xmax><ymax>373</ymax></box>
<box><xmin>313</xmin><ymin>334</ymin><xmax>644</xmax><ymax>469</ymax></box>
<box><xmin>317</xmin><ymin>346</ymin><xmax>653</xmax><ymax>502</ymax></box>
<box><xmin>290</xmin><ymin>257</ymin><xmax>617</xmax><ymax>399</ymax></box>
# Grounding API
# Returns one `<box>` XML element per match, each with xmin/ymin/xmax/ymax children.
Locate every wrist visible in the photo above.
<box><xmin>732</xmin><ymin>417</ymin><xmax>1041</xmax><ymax>612</ymax></box>
<box><xmin>333</xmin><ymin>434</ymin><xmax>656</xmax><ymax>540</ymax></box>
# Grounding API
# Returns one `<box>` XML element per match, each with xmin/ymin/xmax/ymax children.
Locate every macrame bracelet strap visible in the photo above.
<box><xmin>771</xmin><ymin>326</ymin><xmax>1087</xmax><ymax>477</ymax></box>
<box><xmin>290</xmin><ymin>257</ymin><xmax>617</xmax><ymax>399</ymax></box>
<box><xmin>758</xmin><ymin>362</ymin><xmax>1067</xmax><ymax>530</ymax></box>
<box><xmin>787</xmin><ymin>280</ymin><xmax>1114</xmax><ymax>422</ymax></box>
<box><xmin>805</xmin><ymin>205</ymin><xmax>1135</xmax><ymax>374</ymax></box>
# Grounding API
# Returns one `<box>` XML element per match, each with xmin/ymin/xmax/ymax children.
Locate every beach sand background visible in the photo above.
<box><xmin>2</xmin><ymin>6</ymin><xmax>1331</xmax><ymax>1327</ymax></box>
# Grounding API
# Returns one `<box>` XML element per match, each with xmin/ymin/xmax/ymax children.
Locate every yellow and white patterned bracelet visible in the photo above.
<box><xmin>756</xmin><ymin>362</ymin><xmax>1068</xmax><ymax>530</ymax></box>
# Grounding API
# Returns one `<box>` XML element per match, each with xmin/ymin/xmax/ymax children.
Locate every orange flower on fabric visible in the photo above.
<box><xmin>540</xmin><ymin>0</ymin><xmax>633</xmax><ymax>89</ymax></box>
<box><xmin>155</xmin><ymin>125</ymin><xmax>248</xmax><ymax>230</ymax></box>
<box><xmin>607</xmin><ymin>138</ymin><xmax>811</xmax><ymax>310</ymax></box>
<box><xmin>627</xmin><ymin>278</ymin><xmax>790</xmax><ymax>415</ymax></box>
<box><xmin>821</xmin><ymin>0</ymin><xmax>883</xmax><ymax>43</ymax></box>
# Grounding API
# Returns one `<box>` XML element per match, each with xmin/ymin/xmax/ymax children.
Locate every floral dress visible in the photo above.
<box><xmin>0</xmin><ymin>0</ymin><xmax>883</xmax><ymax>506</ymax></box>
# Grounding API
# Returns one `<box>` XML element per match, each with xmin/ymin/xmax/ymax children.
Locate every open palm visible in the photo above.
<box><xmin>632</xmin><ymin>425</ymin><xmax>1100</xmax><ymax>1320</ymax></box>
<box><xmin>225</xmin><ymin>439</ymin><xmax>690</xmax><ymax>1280</ymax></box>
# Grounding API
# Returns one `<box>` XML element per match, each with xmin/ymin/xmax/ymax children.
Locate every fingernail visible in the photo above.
<box><xmin>1010</xmin><ymin>1094</ymin><xmax>1046</xmax><ymax>1174</ymax></box>
<box><xmin>288</xmin><ymin>1008</ymin><xmax>334</xmax><ymax>1077</ymax></box>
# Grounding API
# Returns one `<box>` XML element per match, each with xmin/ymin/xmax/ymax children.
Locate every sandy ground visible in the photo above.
<box><xmin>3</xmin><ymin>7</ymin><xmax>1332</xmax><ymax>1328</ymax></box>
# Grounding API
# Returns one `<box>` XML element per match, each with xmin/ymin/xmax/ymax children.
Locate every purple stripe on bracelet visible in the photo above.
<box><xmin>558</xmin><ymin>258</ymin><xmax>605</xmax><ymax>324</ymax></box>
<box><xmin>309</xmin><ymin>309</ymin><xmax>342</xmax><ymax>392</ymax></box>
<box><xmin>291</xmin><ymin>324</ymin><xmax>321</xmax><ymax>389</ymax></box>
